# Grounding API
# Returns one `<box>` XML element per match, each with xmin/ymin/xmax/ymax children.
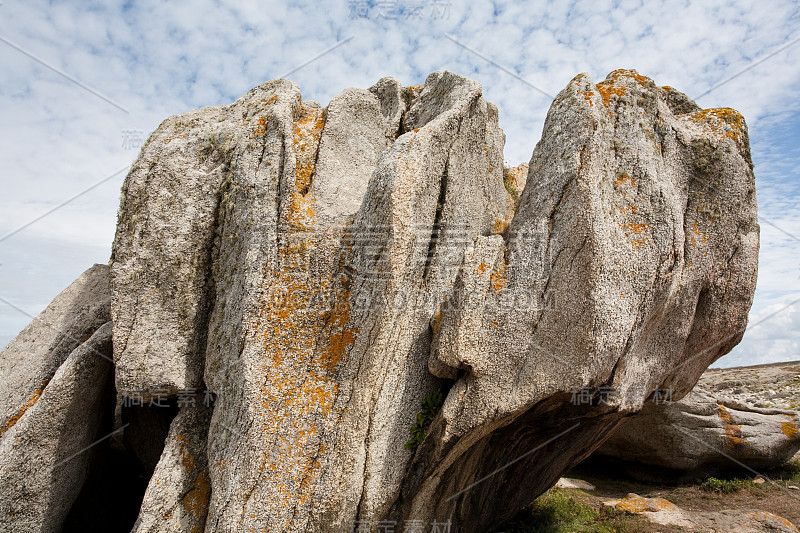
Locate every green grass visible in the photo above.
<box><xmin>699</xmin><ymin>476</ymin><xmax>752</xmax><ymax>494</ymax></box>
<box><xmin>500</xmin><ymin>489</ymin><xmax>637</xmax><ymax>533</ymax></box>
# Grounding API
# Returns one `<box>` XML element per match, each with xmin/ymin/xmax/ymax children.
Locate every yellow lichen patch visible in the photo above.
<box><xmin>1</xmin><ymin>380</ymin><xmax>48</xmax><ymax>436</ymax></box>
<box><xmin>746</xmin><ymin>511</ymin><xmax>798</xmax><ymax>531</ymax></box>
<box><xmin>476</xmin><ymin>263</ymin><xmax>489</xmax><ymax>276</ymax></box>
<box><xmin>408</xmin><ymin>84</ymin><xmax>423</xmax><ymax>94</ymax></box>
<box><xmin>163</xmin><ymin>134</ymin><xmax>188</xmax><ymax>144</ymax></box>
<box><xmin>251</xmin><ymin>117</ymin><xmax>268</xmax><ymax>139</ymax></box>
<box><xmin>596</xmin><ymin>70</ymin><xmax>651</xmax><ymax>117</ymax></box>
<box><xmin>615</xmin><ymin>495</ymin><xmax>679</xmax><ymax>514</ymax></box>
<box><xmin>245</xmin><ymin>209</ymin><xmax>358</xmax><ymax>524</ymax></box>
<box><xmin>182</xmin><ymin>471</ymin><xmax>210</xmax><ymax>519</ymax></box>
<box><xmin>175</xmin><ymin>434</ymin><xmax>211</xmax><ymax>521</ymax></box>
<box><xmin>505</xmin><ymin>163</ymin><xmax>528</xmax><ymax>193</ymax></box>
<box><xmin>781</xmin><ymin>416</ymin><xmax>799</xmax><ymax>439</ymax></box>
<box><xmin>292</xmin><ymin>105</ymin><xmax>326</xmax><ymax>194</ymax></box>
<box><xmin>432</xmin><ymin>312</ymin><xmax>443</xmax><ymax>334</ymax></box>
<box><xmin>596</xmin><ymin>82</ymin><xmax>627</xmax><ymax>114</ymax></box>
<box><xmin>576</xmin><ymin>86</ymin><xmax>595</xmax><ymax>107</ymax></box>
<box><xmin>718</xmin><ymin>404</ymin><xmax>748</xmax><ymax>449</ymax></box>
<box><xmin>688</xmin><ymin>219</ymin><xmax>710</xmax><ymax>248</ymax></box>
<box><xmin>493</xmin><ymin>218</ymin><xmax>509</xmax><ymax>235</ymax></box>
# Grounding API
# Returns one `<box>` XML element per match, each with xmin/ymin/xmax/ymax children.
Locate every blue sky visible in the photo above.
<box><xmin>0</xmin><ymin>0</ymin><xmax>798</xmax><ymax>367</ymax></box>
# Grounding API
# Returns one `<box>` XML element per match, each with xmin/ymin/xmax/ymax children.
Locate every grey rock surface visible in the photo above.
<box><xmin>0</xmin><ymin>263</ymin><xmax>110</xmax><ymax>433</ymax></box>
<box><xmin>596</xmin><ymin>363</ymin><xmax>800</xmax><ymax>479</ymax></box>
<box><xmin>0</xmin><ymin>322</ymin><xmax>113</xmax><ymax>532</ymax></box>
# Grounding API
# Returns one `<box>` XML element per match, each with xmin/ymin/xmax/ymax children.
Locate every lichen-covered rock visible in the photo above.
<box><xmin>0</xmin><ymin>68</ymin><xmax>756</xmax><ymax>533</ymax></box>
<box><xmin>0</xmin><ymin>322</ymin><xmax>113</xmax><ymax>532</ymax></box>
<box><xmin>595</xmin><ymin>384</ymin><xmax>800</xmax><ymax>480</ymax></box>
<box><xmin>608</xmin><ymin>494</ymin><xmax>798</xmax><ymax>532</ymax></box>
<box><xmin>131</xmin><ymin>404</ymin><xmax>212</xmax><ymax>533</ymax></box>
<box><xmin>401</xmin><ymin>69</ymin><xmax>758</xmax><ymax>529</ymax></box>
<box><xmin>0</xmin><ymin>263</ymin><xmax>110</xmax><ymax>433</ymax></box>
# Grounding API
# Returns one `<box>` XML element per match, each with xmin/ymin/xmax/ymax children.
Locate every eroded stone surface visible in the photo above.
<box><xmin>0</xmin><ymin>263</ymin><xmax>110</xmax><ymax>433</ymax></box>
<box><xmin>402</xmin><ymin>69</ymin><xmax>758</xmax><ymax>529</ymax></box>
<box><xmin>0</xmin><ymin>323</ymin><xmax>113</xmax><ymax>532</ymax></box>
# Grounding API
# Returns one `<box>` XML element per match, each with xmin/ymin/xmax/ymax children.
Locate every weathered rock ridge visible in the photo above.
<box><xmin>0</xmin><ymin>69</ymin><xmax>759</xmax><ymax>532</ymax></box>
<box><xmin>594</xmin><ymin>361</ymin><xmax>800</xmax><ymax>481</ymax></box>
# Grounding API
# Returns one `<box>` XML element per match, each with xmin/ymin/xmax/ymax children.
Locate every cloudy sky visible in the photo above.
<box><xmin>0</xmin><ymin>0</ymin><xmax>798</xmax><ymax>367</ymax></box>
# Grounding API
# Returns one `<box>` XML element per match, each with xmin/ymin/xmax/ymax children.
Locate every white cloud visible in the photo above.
<box><xmin>1</xmin><ymin>0</ymin><xmax>799</xmax><ymax>369</ymax></box>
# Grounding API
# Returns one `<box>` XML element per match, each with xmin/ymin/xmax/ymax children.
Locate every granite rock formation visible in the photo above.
<box><xmin>0</xmin><ymin>69</ymin><xmax>759</xmax><ymax>532</ymax></box>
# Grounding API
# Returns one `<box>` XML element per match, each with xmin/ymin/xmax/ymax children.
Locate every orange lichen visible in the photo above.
<box><xmin>576</xmin><ymin>85</ymin><xmax>595</xmax><ymax>107</ymax></box>
<box><xmin>493</xmin><ymin>218</ymin><xmax>509</xmax><ymax>234</ymax></box>
<box><xmin>746</xmin><ymin>511</ymin><xmax>798</xmax><ymax>530</ymax></box>
<box><xmin>781</xmin><ymin>417</ymin><xmax>799</xmax><ymax>439</ymax></box>
<box><xmin>685</xmin><ymin>107</ymin><xmax>746</xmax><ymax>146</ymax></box>
<box><xmin>1</xmin><ymin>380</ymin><xmax>48</xmax><ymax>436</ymax></box>
<box><xmin>505</xmin><ymin>163</ymin><xmax>528</xmax><ymax>193</ymax></box>
<box><xmin>251</xmin><ymin>117</ymin><xmax>268</xmax><ymax>139</ymax></box>
<box><xmin>476</xmin><ymin>263</ymin><xmax>489</xmax><ymax>276</ymax></box>
<box><xmin>490</xmin><ymin>258</ymin><xmax>508</xmax><ymax>293</ymax></box>
<box><xmin>292</xmin><ymin>105</ymin><xmax>326</xmax><ymax>194</ymax></box>
<box><xmin>163</xmin><ymin>134</ymin><xmax>188</xmax><ymax>143</ymax></box>
<box><xmin>615</xmin><ymin>173</ymin><xmax>636</xmax><ymax>187</ymax></box>
<box><xmin>719</xmin><ymin>404</ymin><xmax>748</xmax><ymax>449</ymax></box>
<box><xmin>408</xmin><ymin>84</ymin><xmax>423</xmax><ymax>93</ymax></box>
<box><xmin>618</xmin><ymin>220</ymin><xmax>651</xmax><ymax>249</ymax></box>
<box><xmin>595</xmin><ymin>69</ymin><xmax>651</xmax><ymax>117</ymax></box>
<box><xmin>175</xmin><ymin>434</ymin><xmax>211</xmax><ymax>520</ymax></box>
<box><xmin>432</xmin><ymin>312</ymin><xmax>443</xmax><ymax>334</ymax></box>
<box><xmin>244</xmin><ymin>192</ymin><xmax>358</xmax><ymax>523</ymax></box>
<box><xmin>616</xmin><ymin>495</ymin><xmax>678</xmax><ymax>514</ymax></box>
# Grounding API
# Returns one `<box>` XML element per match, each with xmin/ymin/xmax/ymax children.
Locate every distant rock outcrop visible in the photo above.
<box><xmin>0</xmin><ymin>69</ymin><xmax>759</xmax><ymax>532</ymax></box>
<box><xmin>595</xmin><ymin>362</ymin><xmax>800</xmax><ymax>480</ymax></box>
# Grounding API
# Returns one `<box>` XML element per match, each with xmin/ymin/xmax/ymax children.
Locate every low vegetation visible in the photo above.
<box><xmin>500</xmin><ymin>489</ymin><xmax>638</xmax><ymax>533</ymax></box>
<box><xmin>404</xmin><ymin>389</ymin><xmax>444</xmax><ymax>450</ymax></box>
<box><xmin>700</xmin><ymin>476</ymin><xmax>753</xmax><ymax>494</ymax></box>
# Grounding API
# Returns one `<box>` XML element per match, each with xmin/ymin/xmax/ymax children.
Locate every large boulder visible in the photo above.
<box><xmin>595</xmin><ymin>362</ymin><xmax>800</xmax><ymax>480</ymax></box>
<box><xmin>0</xmin><ymin>69</ymin><xmax>759</xmax><ymax>533</ymax></box>
<box><xmin>108</xmin><ymin>69</ymin><xmax>757</xmax><ymax>531</ymax></box>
